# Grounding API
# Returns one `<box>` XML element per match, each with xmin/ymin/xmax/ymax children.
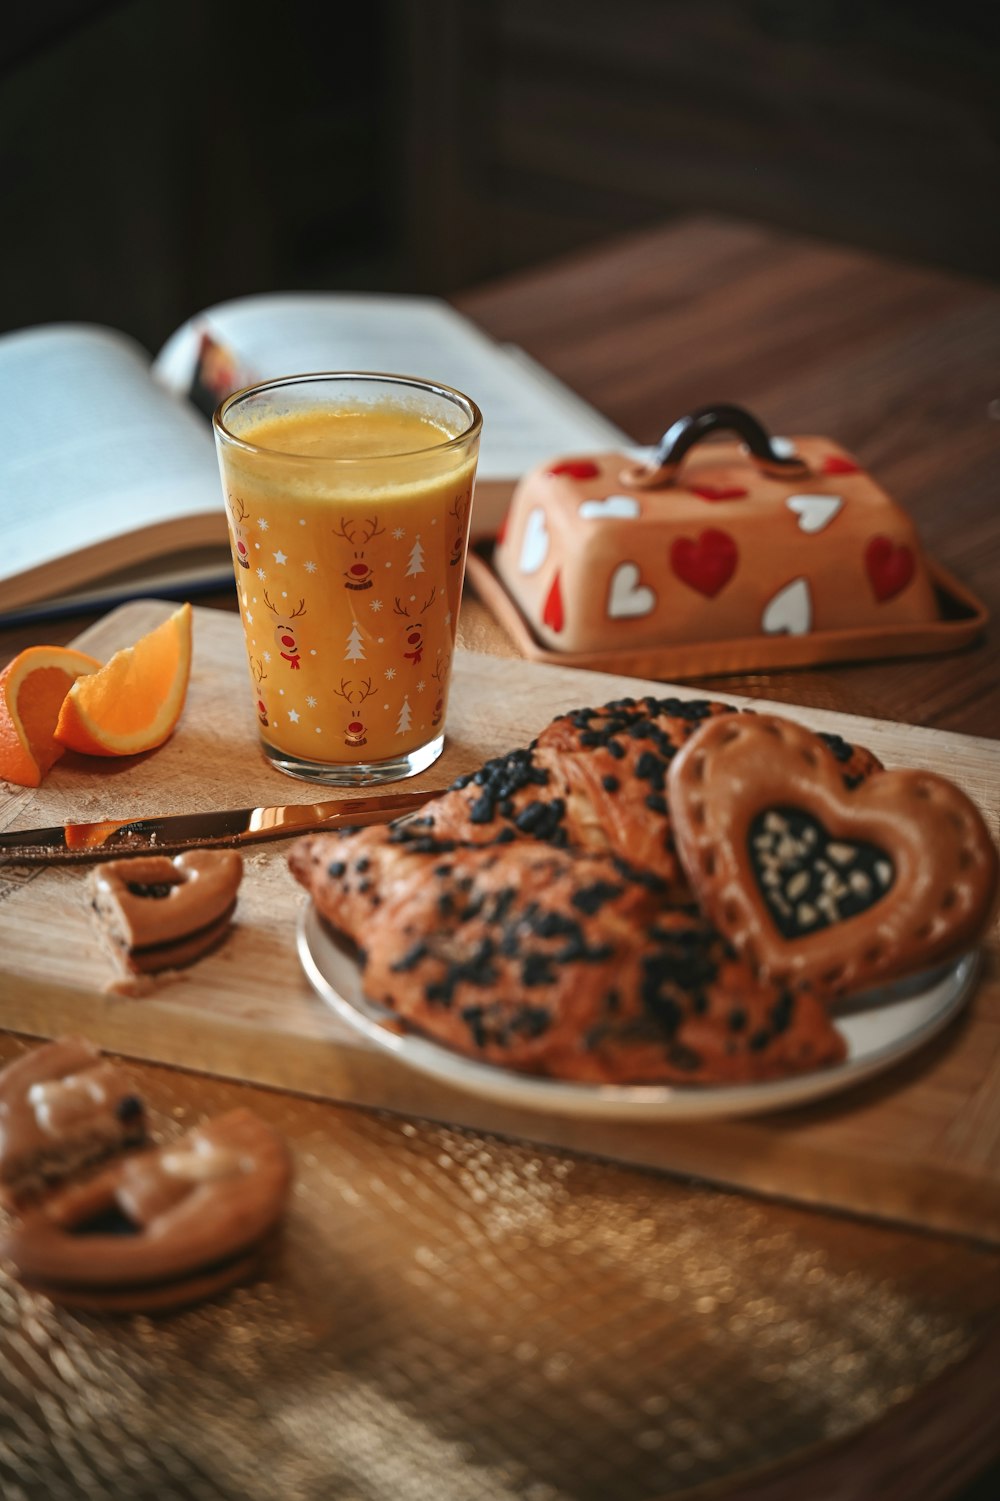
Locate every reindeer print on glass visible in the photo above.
<box><xmin>214</xmin><ymin>374</ymin><xmax>481</xmax><ymax>784</ymax></box>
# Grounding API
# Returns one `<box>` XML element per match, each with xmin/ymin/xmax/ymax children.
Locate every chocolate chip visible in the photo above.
<box><xmin>115</xmin><ymin>1094</ymin><xmax>143</xmax><ymax>1122</ymax></box>
<box><xmin>513</xmin><ymin>800</ymin><xmax>548</xmax><ymax>831</ymax></box>
<box><xmin>70</xmin><ymin>1205</ymin><xmax>140</xmax><ymax>1238</ymax></box>
<box><xmin>818</xmin><ymin>732</ymin><xmax>854</xmax><ymax>765</ymax></box>
<box><xmin>391</xmin><ymin>941</ymin><xmax>428</xmax><ymax>973</ymax></box>
<box><xmin>571</xmin><ymin>880</ymin><xmax>624</xmax><ymax>916</ymax></box>
<box><xmin>522</xmin><ymin>952</ymin><xmax>557</xmax><ymax>986</ymax></box>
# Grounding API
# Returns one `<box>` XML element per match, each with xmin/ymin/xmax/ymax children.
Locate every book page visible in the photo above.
<box><xmin>153</xmin><ymin>293</ymin><xmax>632</xmax><ymax>479</ymax></box>
<box><xmin>0</xmin><ymin>325</ymin><xmax>225</xmax><ymax>607</ymax></box>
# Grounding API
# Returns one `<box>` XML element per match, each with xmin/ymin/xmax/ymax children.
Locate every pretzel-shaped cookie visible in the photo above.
<box><xmin>668</xmin><ymin>713</ymin><xmax>998</xmax><ymax>996</ymax></box>
<box><xmin>0</xmin><ymin>1108</ymin><xmax>292</xmax><ymax>1312</ymax></box>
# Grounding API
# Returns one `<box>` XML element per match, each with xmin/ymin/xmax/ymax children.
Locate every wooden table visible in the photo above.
<box><xmin>2</xmin><ymin>215</ymin><xmax>999</xmax><ymax>1500</ymax></box>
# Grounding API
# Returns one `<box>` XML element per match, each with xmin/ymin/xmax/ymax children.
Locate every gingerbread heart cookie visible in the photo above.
<box><xmin>90</xmin><ymin>850</ymin><xmax>243</xmax><ymax>974</ymax></box>
<box><xmin>0</xmin><ymin>1108</ymin><xmax>292</xmax><ymax>1313</ymax></box>
<box><xmin>668</xmin><ymin>714</ymin><xmax>998</xmax><ymax>996</ymax></box>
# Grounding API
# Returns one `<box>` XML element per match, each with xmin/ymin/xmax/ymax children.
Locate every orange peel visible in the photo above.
<box><xmin>55</xmin><ymin>603</ymin><xmax>193</xmax><ymax>758</ymax></box>
<box><xmin>0</xmin><ymin>646</ymin><xmax>103</xmax><ymax>787</ymax></box>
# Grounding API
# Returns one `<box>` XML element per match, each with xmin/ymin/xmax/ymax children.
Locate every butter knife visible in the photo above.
<box><xmin>0</xmin><ymin>787</ymin><xmax>440</xmax><ymax>863</ymax></box>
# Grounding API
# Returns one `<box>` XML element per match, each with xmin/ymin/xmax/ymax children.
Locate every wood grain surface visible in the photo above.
<box><xmin>456</xmin><ymin>214</ymin><xmax>1000</xmax><ymax>739</ymax></box>
<box><xmin>2</xmin><ymin>601</ymin><xmax>998</xmax><ymax>1250</ymax></box>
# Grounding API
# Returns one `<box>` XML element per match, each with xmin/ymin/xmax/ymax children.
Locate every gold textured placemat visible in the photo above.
<box><xmin>1</xmin><ymin>1035</ymin><xmax>998</xmax><ymax>1501</ymax></box>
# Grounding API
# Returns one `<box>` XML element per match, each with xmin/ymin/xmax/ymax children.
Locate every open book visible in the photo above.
<box><xmin>0</xmin><ymin>295</ymin><xmax>631</xmax><ymax>624</ymax></box>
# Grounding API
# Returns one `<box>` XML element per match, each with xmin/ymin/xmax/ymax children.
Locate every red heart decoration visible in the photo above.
<box><xmin>542</xmin><ymin>570</ymin><xmax>564</xmax><ymax>632</ymax></box>
<box><xmin>671</xmin><ymin>529</ymin><xmax>738</xmax><ymax>598</ymax></box>
<box><xmin>548</xmin><ymin>459</ymin><xmax>600</xmax><ymax>480</ymax></box>
<box><xmin>690</xmin><ymin>483</ymin><xmax>748</xmax><ymax>502</ymax></box>
<box><xmin>865</xmin><ymin>535</ymin><xmax>915</xmax><ymax>602</ymax></box>
<box><xmin>821</xmin><ymin>454</ymin><xmax>860</xmax><ymax>476</ymax></box>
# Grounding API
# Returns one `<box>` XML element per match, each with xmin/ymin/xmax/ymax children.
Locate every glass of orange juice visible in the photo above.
<box><xmin>213</xmin><ymin>372</ymin><xmax>482</xmax><ymax>784</ymax></box>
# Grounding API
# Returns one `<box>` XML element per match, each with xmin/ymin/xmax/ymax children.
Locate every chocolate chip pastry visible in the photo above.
<box><xmin>290</xmin><ymin>826</ymin><xmax>845</xmax><ymax>1084</ymax></box>
<box><xmin>414</xmin><ymin>696</ymin><xmax>880</xmax><ymax>900</ymax></box>
<box><xmin>0</xmin><ymin>1038</ymin><xmax>146</xmax><ymax>1208</ymax></box>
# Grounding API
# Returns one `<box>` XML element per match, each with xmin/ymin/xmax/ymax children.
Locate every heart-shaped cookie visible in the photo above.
<box><xmin>668</xmin><ymin>713</ymin><xmax>998</xmax><ymax>996</ymax></box>
<box><xmin>0</xmin><ymin>1109</ymin><xmax>291</xmax><ymax>1311</ymax></box>
<box><xmin>90</xmin><ymin>851</ymin><xmax>243</xmax><ymax>974</ymax></box>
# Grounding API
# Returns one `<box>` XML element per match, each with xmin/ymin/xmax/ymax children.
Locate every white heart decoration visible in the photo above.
<box><xmin>518</xmin><ymin>508</ymin><xmax>549</xmax><ymax>574</ymax></box>
<box><xmin>607</xmin><ymin>562</ymin><xmax>656</xmax><ymax>619</ymax></box>
<box><xmin>762</xmin><ymin>578</ymin><xmax>812</xmax><ymax>635</ymax></box>
<box><xmin>786</xmin><ymin>494</ymin><xmax>843</xmax><ymax>534</ymax></box>
<box><xmin>579</xmin><ymin>494</ymin><xmax>641</xmax><ymax>520</ymax></box>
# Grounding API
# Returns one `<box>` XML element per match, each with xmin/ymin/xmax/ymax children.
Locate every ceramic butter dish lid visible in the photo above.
<box><xmin>492</xmin><ymin>404</ymin><xmax>939</xmax><ymax>655</ymax></box>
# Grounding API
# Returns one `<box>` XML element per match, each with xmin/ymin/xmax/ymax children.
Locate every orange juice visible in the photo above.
<box><xmin>214</xmin><ymin>376</ymin><xmax>480</xmax><ymax>783</ymax></box>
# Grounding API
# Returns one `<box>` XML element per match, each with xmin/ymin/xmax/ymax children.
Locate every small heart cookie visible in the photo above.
<box><xmin>668</xmin><ymin>714</ymin><xmax>998</xmax><ymax>996</ymax></box>
<box><xmin>0</xmin><ymin>1109</ymin><xmax>291</xmax><ymax>1312</ymax></box>
<box><xmin>90</xmin><ymin>851</ymin><xmax>243</xmax><ymax>975</ymax></box>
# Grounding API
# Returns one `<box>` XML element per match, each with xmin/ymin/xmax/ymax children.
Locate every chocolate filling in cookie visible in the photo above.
<box><xmin>748</xmin><ymin>807</ymin><xmax>894</xmax><ymax>941</ymax></box>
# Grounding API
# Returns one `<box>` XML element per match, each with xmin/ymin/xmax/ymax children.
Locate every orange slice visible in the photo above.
<box><xmin>0</xmin><ymin>646</ymin><xmax>103</xmax><ymax>787</ymax></box>
<box><xmin>55</xmin><ymin>603</ymin><xmax>193</xmax><ymax>757</ymax></box>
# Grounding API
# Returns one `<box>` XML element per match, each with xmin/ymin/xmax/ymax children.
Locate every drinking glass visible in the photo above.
<box><xmin>213</xmin><ymin>372</ymin><xmax>482</xmax><ymax>784</ymax></box>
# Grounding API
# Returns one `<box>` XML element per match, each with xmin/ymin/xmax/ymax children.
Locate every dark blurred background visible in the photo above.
<box><xmin>2</xmin><ymin>0</ymin><xmax>997</xmax><ymax>353</ymax></box>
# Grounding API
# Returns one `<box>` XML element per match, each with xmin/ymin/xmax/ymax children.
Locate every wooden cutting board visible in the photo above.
<box><xmin>2</xmin><ymin>601</ymin><xmax>998</xmax><ymax>1246</ymax></box>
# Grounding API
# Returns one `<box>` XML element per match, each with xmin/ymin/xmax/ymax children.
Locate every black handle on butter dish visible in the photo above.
<box><xmin>622</xmin><ymin>404</ymin><xmax>811</xmax><ymax>488</ymax></box>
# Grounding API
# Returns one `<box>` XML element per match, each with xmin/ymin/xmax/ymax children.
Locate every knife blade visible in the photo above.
<box><xmin>0</xmin><ymin>787</ymin><xmax>441</xmax><ymax>863</ymax></box>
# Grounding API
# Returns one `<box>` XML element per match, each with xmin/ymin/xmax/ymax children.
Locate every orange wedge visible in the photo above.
<box><xmin>55</xmin><ymin>603</ymin><xmax>193</xmax><ymax>758</ymax></box>
<box><xmin>0</xmin><ymin>646</ymin><xmax>103</xmax><ymax>786</ymax></box>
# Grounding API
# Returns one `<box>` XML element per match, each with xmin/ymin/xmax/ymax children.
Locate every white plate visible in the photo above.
<box><xmin>297</xmin><ymin>904</ymin><xmax>980</xmax><ymax>1120</ymax></box>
